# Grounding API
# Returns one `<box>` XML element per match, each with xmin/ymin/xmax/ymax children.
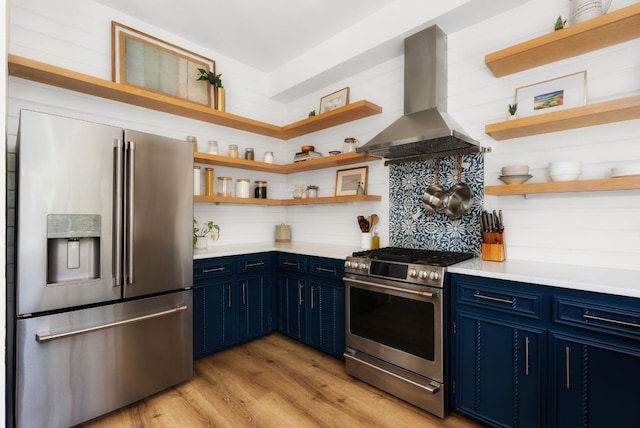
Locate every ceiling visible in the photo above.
<box><xmin>94</xmin><ymin>0</ymin><xmax>399</xmax><ymax>72</ymax></box>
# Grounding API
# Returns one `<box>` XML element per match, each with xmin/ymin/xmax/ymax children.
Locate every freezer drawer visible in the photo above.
<box><xmin>15</xmin><ymin>290</ymin><xmax>193</xmax><ymax>428</ymax></box>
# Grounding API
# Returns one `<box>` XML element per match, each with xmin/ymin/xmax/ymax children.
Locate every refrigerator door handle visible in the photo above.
<box><xmin>35</xmin><ymin>305</ymin><xmax>188</xmax><ymax>343</ymax></box>
<box><xmin>113</xmin><ymin>140</ymin><xmax>124</xmax><ymax>287</ymax></box>
<box><xmin>126</xmin><ymin>141</ymin><xmax>136</xmax><ymax>285</ymax></box>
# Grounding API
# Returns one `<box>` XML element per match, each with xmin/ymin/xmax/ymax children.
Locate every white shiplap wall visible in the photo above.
<box><xmin>6</xmin><ymin>0</ymin><xmax>640</xmax><ymax>270</ymax></box>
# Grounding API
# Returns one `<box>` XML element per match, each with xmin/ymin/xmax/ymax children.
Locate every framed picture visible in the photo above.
<box><xmin>335</xmin><ymin>166</ymin><xmax>368</xmax><ymax>196</ymax></box>
<box><xmin>515</xmin><ymin>71</ymin><xmax>586</xmax><ymax>117</ymax></box>
<box><xmin>319</xmin><ymin>87</ymin><xmax>350</xmax><ymax>114</ymax></box>
<box><xmin>111</xmin><ymin>21</ymin><xmax>215</xmax><ymax>107</ymax></box>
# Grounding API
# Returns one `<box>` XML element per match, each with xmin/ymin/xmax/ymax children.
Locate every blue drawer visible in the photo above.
<box><xmin>236</xmin><ymin>252</ymin><xmax>272</xmax><ymax>273</ymax></box>
<box><xmin>278</xmin><ymin>253</ymin><xmax>308</xmax><ymax>273</ymax></box>
<box><xmin>309</xmin><ymin>256</ymin><xmax>344</xmax><ymax>281</ymax></box>
<box><xmin>455</xmin><ymin>276</ymin><xmax>544</xmax><ymax>321</ymax></box>
<box><xmin>553</xmin><ymin>294</ymin><xmax>640</xmax><ymax>340</ymax></box>
<box><xmin>193</xmin><ymin>257</ymin><xmax>234</xmax><ymax>282</ymax></box>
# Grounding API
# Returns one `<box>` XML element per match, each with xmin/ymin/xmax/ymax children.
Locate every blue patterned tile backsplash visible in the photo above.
<box><xmin>389</xmin><ymin>153</ymin><xmax>484</xmax><ymax>254</ymax></box>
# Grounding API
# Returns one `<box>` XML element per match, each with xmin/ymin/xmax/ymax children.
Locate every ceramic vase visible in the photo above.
<box><xmin>194</xmin><ymin>236</ymin><xmax>208</xmax><ymax>249</ymax></box>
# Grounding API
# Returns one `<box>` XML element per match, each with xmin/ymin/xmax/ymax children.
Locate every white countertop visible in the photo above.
<box><xmin>449</xmin><ymin>258</ymin><xmax>640</xmax><ymax>298</ymax></box>
<box><xmin>195</xmin><ymin>243</ymin><xmax>640</xmax><ymax>299</ymax></box>
<box><xmin>193</xmin><ymin>241</ymin><xmax>361</xmax><ymax>260</ymax></box>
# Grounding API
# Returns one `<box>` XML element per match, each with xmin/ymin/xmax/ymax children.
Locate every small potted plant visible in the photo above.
<box><xmin>508</xmin><ymin>103</ymin><xmax>518</xmax><ymax>120</ymax></box>
<box><xmin>197</xmin><ymin>68</ymin><xmax>225</xmax><ymax>112</ymax></box>
<box><xmin>308</xmin><ymin>110</ymin><xmax>316</xmax><ymax>117</ymax></box>
<box><xmin>193</xmin><ymin>218</ymin><xmax>220</xmax><ymax>249</ymax></box>
<box><xmin>306</xmin><ymin>184</ymin><xmax>319</xmax><ymax>198</ymax></box>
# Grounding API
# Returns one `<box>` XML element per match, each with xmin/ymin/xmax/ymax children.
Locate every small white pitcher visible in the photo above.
<box><xmin>571</xmin><ymin>0</ymin><xmax>612</xmax><ymax>24</ymax></box>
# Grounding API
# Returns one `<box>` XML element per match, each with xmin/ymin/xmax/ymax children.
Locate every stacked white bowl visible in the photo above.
<box><xmin>499</xmin><ymin>164</ymin><xmax>531</xmax><ymax>185</ymax></box>
<box><xmin>501</xmin><ymin>165</ymin><xmax>529</xmax><ymax>176</ymax></box>
<box><xmin>549</xmin><ymin>161</ymin><xmax>581</xmax><ymax>181</ymax></box>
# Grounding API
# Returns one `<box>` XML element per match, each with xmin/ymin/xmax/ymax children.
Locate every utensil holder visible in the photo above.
<box><xmin>482</xmin><ymin>231</ymin><xmax>505</xmax><ymax>261</ymax></box>
<box><xmin>361</xmin><ymin>232</ymin><xmax>372</xmax><ymax>250</ymax></box>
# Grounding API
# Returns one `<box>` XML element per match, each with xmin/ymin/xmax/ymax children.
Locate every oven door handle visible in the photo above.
<box><xmin>344</xmin><ymin>353</ymin><xmax>440</xmax><ymax>394</ymax></box>
<box><xmin>343</xmin><ymin>277</ymin><xmax>438</xmax><ymax>299</ymax></box>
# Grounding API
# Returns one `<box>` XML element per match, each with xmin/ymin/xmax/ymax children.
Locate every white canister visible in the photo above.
<box><xmin>236</xmin><ymin>178</ymin><xmax>251</xmax><ymax>198</ymax></box>
<box><xmin>193</xmin><ymin>166</ymin><xmax>201</xmax><ymax>195</ymax></box>
<box><xmin>361</xmin><ymin>232</ymin><xmax>372</xmax><ymax>250</ymax></box>
<box><xmin>264</xmin><ymin>151</ymin><xmax>274</xmax><ymax>163</ymax></box>
<box><xmin>572</xmin><ymin>0</ymin><xmax>611</xmax><ymax>24</ymax></box>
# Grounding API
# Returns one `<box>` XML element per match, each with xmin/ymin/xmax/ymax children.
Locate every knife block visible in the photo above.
<box><xmin>482</xmin><ymin>231</ymin><xmax>505</xmax><ymax>262</ymax></box>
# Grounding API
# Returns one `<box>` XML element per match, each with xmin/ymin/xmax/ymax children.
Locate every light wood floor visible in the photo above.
<box><xmin>81</xmin><ymin>333</ymin><xmax>481</xmax><ymax>428</ymax></box>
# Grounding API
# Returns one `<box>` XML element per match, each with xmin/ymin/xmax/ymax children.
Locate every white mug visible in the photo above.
<box><xmin>571</xmin><ymin>0</ymin><xmax>612</xmax><ymax>24</ymax></box>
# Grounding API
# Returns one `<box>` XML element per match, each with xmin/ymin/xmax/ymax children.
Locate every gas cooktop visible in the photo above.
<box><xmin>351</xmin><ymin>247</ymin><xmax>474</xmax><ymax>267</ymax></box>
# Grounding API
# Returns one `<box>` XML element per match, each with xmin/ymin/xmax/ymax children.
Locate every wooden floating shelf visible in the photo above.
<box><xmin>194</xmin><ymin>195</ymin><xmax>382</xmax><ymax>205</ymax></box>
<box><xmin>485</xmin><ymin>3</ymin><xmax>640</xmax><ymax>77</ymax></box>
<box><xmin>485</xmin><ymin>176</ymin><xmax>640</xmax><ymax>196</ymax></box>
<box><xmin>485</xmin><ymin>95</ymin><xmax>640</xmax><ymax>140</ymax></box>
<box><xmin>8</xmin><ymin>54</ymin><xmax>382</xmax><ymax>140</ymax></box>
<box><xmin>194</xmin><ymin>151</ymin><xmax>381</xmax><ymax>174</ymax></box>
<box><xmin>280</xmin><ymin>101</ymin><xmax>382</xmax><ymax>140</ymax></box>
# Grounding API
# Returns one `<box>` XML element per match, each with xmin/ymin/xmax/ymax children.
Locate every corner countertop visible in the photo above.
<box><xmin>449</xmin><ymin>258</ymin><xmax>640</xmax><ymax>299</ymax></box>
<box><xmin>193</xmin><ymin>241</ymin><xmax>361</xmax><ymax>261</ymax></box>
<box><xmin>194</xmin><ymin>244</ymin><xmax>640</xmax><ymax>299</ymax></box>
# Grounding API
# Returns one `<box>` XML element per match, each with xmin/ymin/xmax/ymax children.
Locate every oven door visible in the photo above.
<box><xmin>344</xmin><ymin>275</ymin><xmax>443</xmax><ymax>382</ymax></box>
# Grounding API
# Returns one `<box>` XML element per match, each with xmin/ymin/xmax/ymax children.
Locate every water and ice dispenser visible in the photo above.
<box><xmin>46</xmin><ymin>214</ymin><xmax>101</xmax><ymax>284</ymax></box>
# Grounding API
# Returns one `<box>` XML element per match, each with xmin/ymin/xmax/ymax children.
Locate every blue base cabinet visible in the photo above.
<box><xmin>193</xmin><ymin>253</ymin><xmax>274</xmax><ymax>359</ymax></box>
<box><xmin>549</xmin><ymin>288</ymin><xmax>640</xmax><ymax>428</ymax></box>
<box><xmin>451</xmin><ymin>273</ymin><xmax>640</xmax><ymax>428</ymax></box>
<box><xmin>452</xmin><ymin>275</ymin><xmax>546</xmax><ymax>428</ymax></box>
<box><xmin>278</xmin><ymin>254</ymin><xmax>345</xmax><ymax>359</ymax></box>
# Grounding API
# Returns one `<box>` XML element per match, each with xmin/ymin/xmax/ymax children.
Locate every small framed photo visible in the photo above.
<box><xmin>320</xmin><ymin>87</ymin><xmax>350</xmax><ymax>114</ymax></box>
<box><xmin>335</xmin><ymin>166</ymin><xmax>368</xmax><ymax>196</ymax></box>
<box><xmin>112</xmin><ymin>21</ymin><xmax>215</xmax><ymax>107</ymax></box>
<box><xmin>515</xmin><ymin>71</ymin><xmax>586</xmax><ymax>117</ymax></box>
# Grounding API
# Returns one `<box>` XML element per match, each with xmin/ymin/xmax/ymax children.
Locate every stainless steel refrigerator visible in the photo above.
<box><xmin>14</xmin><ymin>110</ymin><xmax>194</xmax><ymax>428</ymax></box>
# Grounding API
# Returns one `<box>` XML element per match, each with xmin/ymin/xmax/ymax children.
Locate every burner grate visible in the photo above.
<box><xmin>352</xmin><ymin>247</ymin><xmax>474</xmax><ymax>267</ymax></box>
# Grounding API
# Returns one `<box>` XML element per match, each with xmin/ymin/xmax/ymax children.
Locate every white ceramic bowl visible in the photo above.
<box><xmin>501</xmin><ymin>164</ymin><xmax>529</xmax><ymax>176</ymax></box>
<box><xmin>499</xmin><ymin>174</ymin><xmax>532</xmax><ymax>185</ymax></box>
<box><xmin>549</xmin><ymin>161</ymin><xmax>581</xmax><ymax>174</ymax></box>
<box><xmin>611</xmin><ymin>163</ymin><xmax>640</xmax><ymax>178</ymax></box>
<box><xmin>550</xmin><ymin>173</ymin><xmax>580</xmax><ymax>182</ymax></box>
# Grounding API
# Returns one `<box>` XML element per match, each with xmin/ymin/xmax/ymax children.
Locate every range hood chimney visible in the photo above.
<box><xmin>357</xmin><ymin>25</ymin><xmax>487</xmax><ymax>164</ymax></box>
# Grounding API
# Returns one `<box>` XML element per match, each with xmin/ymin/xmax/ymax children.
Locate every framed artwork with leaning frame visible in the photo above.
<box><xmin>111</xmin><ymin>21</ymin><xmax>215</xmax><ymax>107</ymax></box>
<box><xmin>515</xmin><ymin>71</ymin><xmax>586</xmax><ymax>117</ymax></box>
<box><xmin>335</xmin><ymin>166</ymin><xmax>368</xmax><ymax>196</ymax></box>
<box><xmin>319</xmin><ymin>87</ymin><xmax>350</xmax><ymax>114</ymax></box>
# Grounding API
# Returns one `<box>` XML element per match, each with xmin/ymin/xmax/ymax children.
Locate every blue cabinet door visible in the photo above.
<box><xmin>237</xmin><ymin>273</ymin><xmax>272</xmax><ymax>343</ymax></box>
<box><xmin>279</xmin><ymin>274</ymin><xmax>306</xmax><ymax>341</ymax></box>
<box><xmin>549</xmin><ymin>332</ymin><xmax>640</xmax><ymax>428</ymax></box>
<box><xmin>199</xmin><ymin>279</ymin><xmax>235</xmax><ymax>356</ymax></box>
<box><xmin>455</xmin><ymin>310</ymin><xmax>545</xmax><ymax>428</ymax></box>
<box><xmin>307</xmin><ymin>281</ymin><xmax>345</xmax><ymax>359</ymax></box>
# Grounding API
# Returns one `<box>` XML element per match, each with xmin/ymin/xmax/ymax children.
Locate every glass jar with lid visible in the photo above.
<box><xmin>186</xmin><ymin>136</ymin><xmax>198</xmax><ymax>152</ymax></box>
<box><xmin>217</xmin><ymin>176</ymin><xmax>232</xmax><ymax>197</ymax></box>
<box><xmin>228</xmin><ymin>144</ymin><xmax>239</xmax><ymax>158</ymax></box>
<box><xmin>254</xmin><ymin>180</ymin><xmax>267</xmax><ymax>199</ymax></box>
<box><xmin>207</xmin><ymin>140</ymin><xmax>219</xmax><ymax>155</ymax></box>
<box><xmin>244</xmin><ymin>147</ymin><xmax>254</xmax><ymax>160</ymax></box>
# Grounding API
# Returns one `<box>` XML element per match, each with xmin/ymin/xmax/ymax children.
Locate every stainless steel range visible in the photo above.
<box><xmin>343</xmin><ymin>247</ymin><xmax>474</xmax><ymax>418</ymax></box>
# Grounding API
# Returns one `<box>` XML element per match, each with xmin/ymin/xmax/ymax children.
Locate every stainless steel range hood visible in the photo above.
<box><xmin>357</xmin><ymin>25</ymin><xmax>487</xmax><ymax>164</ymax></box>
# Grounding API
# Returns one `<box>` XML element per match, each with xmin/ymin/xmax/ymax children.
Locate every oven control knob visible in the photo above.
<box><xmin>409</xmin><ymin>268</ymin><xmax>418</xmax><ymax>278</ymax></box>
<box><xmin>429</xmin><ymin>271</ymin><xmax>440</xmax><ymax>280</ymax></box>
<box><xmin>418</xmin><ymin>271</ymin><xmax>428</xmax><ymax>280</ymax></box>
<box><xmin>344</xmin><ymin>261</ymin><xmax>351</xmax><ymax>268</ymax></box>
<box><xmin>358</xmin><ymin>263</ymin><xmax>368</xmax><ymax>271</ymax></box>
